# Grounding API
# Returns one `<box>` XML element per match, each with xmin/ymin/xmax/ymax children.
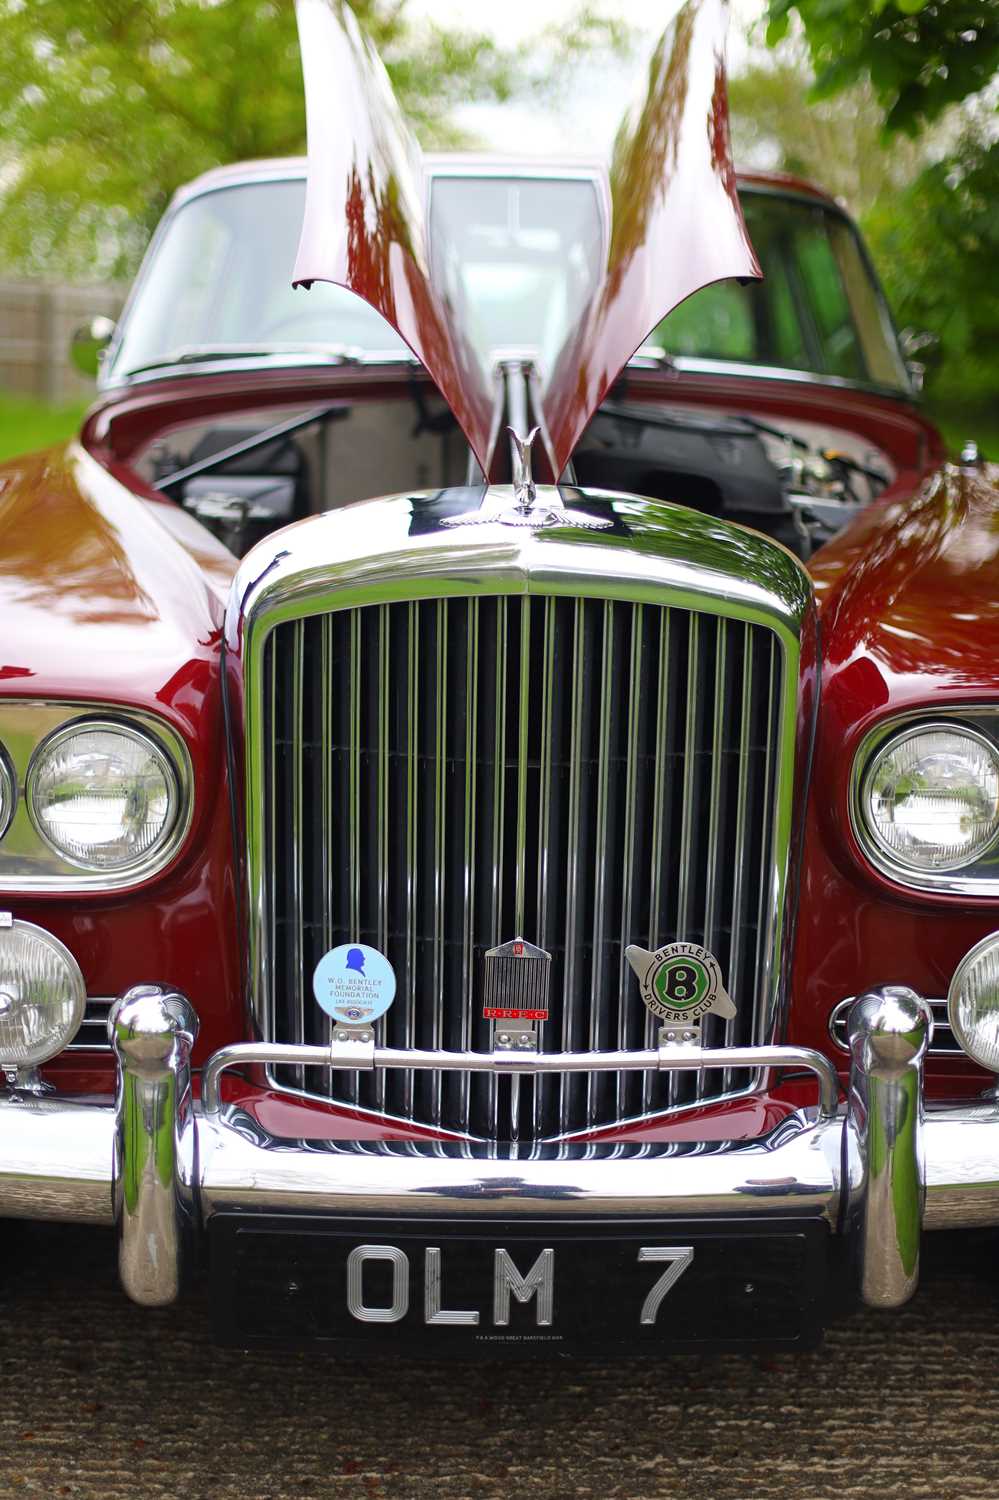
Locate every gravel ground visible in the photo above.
<box><xmin>1</xmin><ymin>1222</ymin><xmax>998</xmax><ymax>1499</ymax></box>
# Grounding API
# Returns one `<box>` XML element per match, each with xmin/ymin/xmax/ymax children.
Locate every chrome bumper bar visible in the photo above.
<box><xmin>0</xmin><ymin>985</ymin><xmax>997</xmax><ymax>1314</ymax></box>
<box><xmin>200</xmin><ymin>1038</ymin><xmax>841</xmax><ymax>1117</ymax></box>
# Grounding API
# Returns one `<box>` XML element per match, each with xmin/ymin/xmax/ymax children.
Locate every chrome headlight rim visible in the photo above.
<box><xmin>0</xmin><ymin>743</ymin><xmax>15</xmax><ymax>843</ymax></box>
<box><xmin>25</xmin><ymin>715</ymin><xmax>185</xmax><ymax>878</ymax></box>
<box><xmin>947</xmin><ymin>931</ymin><xmax>999</xmax><ymax>1072</ymax></box>
<box><xmin>850</xmin><ymin>712</ymin><xmax>999</xmax><ymax>895</ymax></box>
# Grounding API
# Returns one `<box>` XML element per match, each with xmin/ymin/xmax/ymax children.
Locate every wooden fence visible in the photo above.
<box><xmin>0</xmin><ymin>279</ymin><xmax>127</xmax><ymax>404</ymax></box>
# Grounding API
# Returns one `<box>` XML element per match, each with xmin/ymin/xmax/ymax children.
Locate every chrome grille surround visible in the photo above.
<box><xmin>232</xmin><ymin>485</ymin><xmax>815</xmax><ymax>1143</ymax></box>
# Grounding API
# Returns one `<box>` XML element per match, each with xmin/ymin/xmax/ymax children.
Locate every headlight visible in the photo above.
<box><xmin>859</xmin><ymin>724</ymin><xmax>999</xmax><ymax>873</ymax></box>
<box><xmin>0</xmin><ymin>917</ymin><xmax>86</xmax><ymax>1069</ymax></box>
<box><xmin>27</xmin><ymin>721</ymin><xmax>179</xmax><ymax>873</ymax></box>
<box><xmin>948</xmin><ymin>932</ymin><xmax>999</xmax><ymax>1073</ymax></box>
<box><xmin>0</xmin><ymin>748</ymin><xmax>14</xmax><ymax>841</ymax></box>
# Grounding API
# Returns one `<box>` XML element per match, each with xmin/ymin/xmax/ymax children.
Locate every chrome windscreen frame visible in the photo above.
<box><xmin>230</xmin><ymin>486</ymin><xmax>816</xmax><ymax>1134</ymax></box>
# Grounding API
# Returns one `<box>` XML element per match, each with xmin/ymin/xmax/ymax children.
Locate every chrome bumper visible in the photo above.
<box><xmin>1</xmin><ymin>985</ymin><xmax>997</xmax><ymax>1314</ymax></box>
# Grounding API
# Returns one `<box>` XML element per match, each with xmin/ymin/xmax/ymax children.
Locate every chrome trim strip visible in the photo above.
<box><xmin>289</xmin><ymin>622</ymin><xmax>305</xmax><ymax>1091</ymax></box>
<box><xmin>616</xmin><ymin>605</ymin><xmax>643</xmax><ymax>1121</ymax></box>
<box><xmin>376</xmin><ymin>605</ymin><xmax>390</xmax><ymax>1112</ymax></box>
<box><xmin>0</xmin><ymin>703</ymin><xmax>193</xmax><ymax>894</ymax></box>
<box><xmin>431</xmin><ymin>599</ymin><xmax>447</xmax><ymax>1127</ymax></box>
<box><xmin>830</xmin><ymin>993</ymin><xmax>954</xmax><ymax>1056</ymax></box>
<box><xmin>66</xmin><ymin>996</ymin><xmax>117</xmax><ymax>1053</ymax></box>
<box><xmin>489</xmin><ymin>598</ymin><xmax>508</xmax><ymax>1139</ymax></box>
<box><xmin>535</xmin><ymin>597</ymin><xmax>555</xmax><ymax>1141</ymax></box>
<box><xmin>654</xmin><ymin>356</ymin><xmax>913</xmax><ymax>401</ymax></box>
<box><xmin>403</xmin><ymin>602</ymin><xmax>420</xmax><ymax>1119</ymax></box>
<box><xmin>514</xmin><ymin>600</ymin><xmax>531</xmax><ymax>936</ymax></box>
<box><xmin>644</xmin><ymin>607</ymin><xmax>671</xmax><ymax>1114</ymax></box>
<box><xmin>201</xmin><ymin>1039</ymin><xmax>840</xmax><ymax>1119</ymax></box>
<box><xmin>754</xmin><ymin>636</ymin><xmax>781</xmax><ymax>1034</ymax></box>
<box><xmin>671</xmin><ymin>612</ymin><xmax>699</xmax><ymax>1110</ymax></box>
<box><xmin>704</xmin><ymin>619</ymin><xmax>727</xmax><ymax>969</ymax></box>
<box><xmin>560</xmin><ymin>599</ymin><xmax>586</xmax><ymax>1134</ymax></box>
<box><xmin>724</xmin><ymin>625</ymin><xmax>754</xmax><ymax>1093</ymax></box>
<box><xmin>587</xmin><ymin>602</ymin><xmax>614</xmax><ymax>1127</ymax></box>
<box><xmin>460</xmin><ymin>600</ymin><xmax>479</xmax><ymax>1133</ymax></box>
<box><xmin>321</xmin><ymin>615</ymin><xmax>334</xmax><ymax>1100</ymax></box>
<box><xmin>850</xmin><ymin>710</ymin><xmax>999</xmax><ymax>896</ymax></box>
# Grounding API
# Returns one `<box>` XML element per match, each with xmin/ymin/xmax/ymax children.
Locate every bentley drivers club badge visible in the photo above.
<box><xmin>625</xmin><ymin>941</ymin><xmax>736</xmax><ymax>1035</ymax></box>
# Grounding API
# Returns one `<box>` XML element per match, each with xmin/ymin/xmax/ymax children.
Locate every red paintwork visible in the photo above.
<box><xmin>786</xmin><ymin>459</ymin><xmax>999</xmax><ymax>1094</ymax></box>
<box><xmin>82</xmin><ymin>363</ymin><xmax>429</xmax><ymax>470</ymax></box>
<box><xmin>228</xmin><ymin>1079</ymin><xmax>798</xmax><ymax>1144</ymax></box>
<box><xmin>0</xmin><ymin>442</ymin><xmax>242</xmax><ymax>1077</ymax></box>
<box><xmin>292</xmin><ymin>0</ymin><xmax>758</xmax><ymax>478</ymax></box>
<box><xmin>292</xmin><ymin>0</ymin><xmax>495</xmax><ymax>470</ymax></box>
<box><xmin>541</xmin><ymin>0</ymin><xmax>760</xmax><ymax>473</ymax></box>
<box><xmin>619</xmin><ymin>365</ymin><xmax>946</xmax><ymax>475</ymax></box>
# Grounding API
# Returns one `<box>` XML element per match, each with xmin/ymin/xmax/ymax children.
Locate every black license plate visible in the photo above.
<box><xmin>210</xmin><ymin>1216</ymin><xmax>828</xmax><ymax>1355</ymax></box>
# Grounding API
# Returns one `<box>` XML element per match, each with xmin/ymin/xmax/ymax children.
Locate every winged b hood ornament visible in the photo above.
<box><xmin>293</xmin><ymin>0</ymin><xmax>761</xmax><ymax>479</ymax></box>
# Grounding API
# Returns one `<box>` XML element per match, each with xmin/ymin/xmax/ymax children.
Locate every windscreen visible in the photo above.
<box><xmin>428</xmin><ymin>175</ymin><xmax>605</xmax><ymax>380</ymax></box>
<box><xmin>109</xmin><ymin>179</ymin><xmax>410</xmax><ymax>379</ymax></box>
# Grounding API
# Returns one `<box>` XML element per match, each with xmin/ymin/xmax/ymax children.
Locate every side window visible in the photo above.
<box><xmin>658</xmin><ymin>280</ymin><xmax>757</xmax><ymax>361</ymax></box>
<box><xmin>764</xmin><ymin>254</ymin><xmax>809</xmax><ymax>371</ymax></box>
<box><xmin>792</xmin><ymin>221</ymin><xmax>866</xmax><ymax>380</ymax></box>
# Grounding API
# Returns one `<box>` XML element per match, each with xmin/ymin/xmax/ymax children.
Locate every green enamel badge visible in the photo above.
<box><xmin>625</xmin><ymin>941</ymin><xmax>736</xmax><ymax>1027</ymax></box>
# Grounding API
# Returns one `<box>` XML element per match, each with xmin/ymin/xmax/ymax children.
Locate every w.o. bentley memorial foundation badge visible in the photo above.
<box><xmin>625</xmin><ymin>941</ymin><xmax>736</xmax><ymax>1029</ymax></box>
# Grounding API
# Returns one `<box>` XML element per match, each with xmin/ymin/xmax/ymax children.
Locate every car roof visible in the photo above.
<box><xmin>170</xmin><ymin>155</ymin><xmax>840</xmax><ymax>213</ymax></box>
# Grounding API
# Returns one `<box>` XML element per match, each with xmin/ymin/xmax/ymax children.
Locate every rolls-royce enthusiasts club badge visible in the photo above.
<box><xmin>625</xmin><ymin>941</ymin><xmax>735</xmax><ymax>1028</ymax></box>
<box><xmin>483</xmin><ymin>938</ymin><xmax>551</xmax><ymax>1021</ymax></box>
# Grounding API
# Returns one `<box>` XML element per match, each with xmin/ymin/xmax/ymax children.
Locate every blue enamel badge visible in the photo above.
<box><xmin>312</xmin><ymin>943</ymin><xmax>397</xmax><ymax>1025</ymax></box>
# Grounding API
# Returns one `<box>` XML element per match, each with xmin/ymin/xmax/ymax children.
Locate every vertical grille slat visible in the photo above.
<box><xmin>458</xmin><ymin>599</ymin><xmax>479</xmax><ymax>1134</ymax></box>
<box><xmin>374</xmin><ymin>605</ymin><xmax>390</xmax><ymax>1112</ymax></box>
<box><xmin>263</xmin><ymin>594</ymin><xmax>787</xmax><ymax>1142</ymax></box>
<box><xmin>615</xmin><ymin>603</ymin><xmax>642</xmax><ymax>1122</ymax></box>
<box><xmin>560</xmin><ymin>598</ymin><xmax>587</xmax><ymax>1135</ymax></box>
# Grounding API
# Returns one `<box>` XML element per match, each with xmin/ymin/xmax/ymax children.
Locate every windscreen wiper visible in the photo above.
<box><xmin>123</xmin><ymin>345</ymin><xmax>366</xmax><ymax>378</ymax></box>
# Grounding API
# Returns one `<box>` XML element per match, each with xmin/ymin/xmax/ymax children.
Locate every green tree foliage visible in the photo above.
<box><xmin>730</xmin><ymin>55</ymin><xmax>940</xmax><ymax>218</ymax></box>
<box><xmin>766</xmin><ymin>0</ymin><xmax>999</xmax><ymax>135</ymax></box>
<box><xmin>865</xmin><ymin>136</ymin><xmax>999</xmax><ymax>420</ymax></box>
<box><xmin>763</xmin><ymin>2</ymin><xmax>999</xmax><ymax>438</ymax></box>
<box><xmin>0</xmin><ymin>0</ymin><xmax>627</xmax><ymax>281</ymax></box>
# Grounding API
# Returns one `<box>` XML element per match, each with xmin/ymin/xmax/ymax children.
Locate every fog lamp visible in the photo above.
<box><xmin>0</xmin><ymin>917</ymin><xmax>86</xmax><ymax>1070</ymax></box>
<box><xmin>27</xmin><ymin>721</ymin><xmax>178</xmax><ymax>872</ymax></box>
<box><xmin>860</xmin><ymin>725</ymin><xmax>999</xmax><ymax>873</ymax></box>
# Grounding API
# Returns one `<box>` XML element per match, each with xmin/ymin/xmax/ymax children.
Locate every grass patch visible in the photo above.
<box><xmin>0</xmin><ymin>391</ymin><xmax>90</xmax><ymax>464</ymax></box>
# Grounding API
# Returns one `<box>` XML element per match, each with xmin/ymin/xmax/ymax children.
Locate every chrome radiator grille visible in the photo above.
<box><xmin>260</xmin><ymin>594</ymin><xmax>785</xmax><ymax>1140</ymax></box>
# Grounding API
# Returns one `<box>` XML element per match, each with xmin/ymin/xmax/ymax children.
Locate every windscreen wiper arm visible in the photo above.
<box><xmin>123</xmin><ymin>345</ymin><xmax>366</xmax><ymax>377</ymax></box>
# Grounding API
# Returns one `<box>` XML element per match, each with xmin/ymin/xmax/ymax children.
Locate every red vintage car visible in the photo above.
<box><xmin>0</xmin><ymin>0</ymin><xmax>993</xmax><ymax>1353</ymax></box>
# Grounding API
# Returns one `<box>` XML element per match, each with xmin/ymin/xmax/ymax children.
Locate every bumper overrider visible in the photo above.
<box><xmin>2</xmin><ymin>985</ymin><xmax>999</xmax><ymax>1326</ymax></box>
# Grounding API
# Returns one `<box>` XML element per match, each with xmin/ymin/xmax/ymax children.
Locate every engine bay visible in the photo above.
<box><xmin>139</xmin><ymin>382</ymin><xmax>894</xmax><ymax>561</ymax></box>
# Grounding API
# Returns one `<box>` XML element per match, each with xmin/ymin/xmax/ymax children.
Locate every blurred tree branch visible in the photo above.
<box><xmin>759</xmin><ymin>2</ymin><xmax>999</xmax><ymax>433</ymax></box>
<box><xmin>0</xmin><ymin>0</ymin><xmax>631</xmax><ymax>280</ymax></box>
<box><xmin>765</xmin><ymin>0</ymin><xmax>999</xmax><ymax>136</ymax></box>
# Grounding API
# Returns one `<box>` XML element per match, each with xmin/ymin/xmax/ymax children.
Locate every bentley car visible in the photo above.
<box><xmin>0</xmin><ymin>0</ymin><xmax>995</xmax><ymax>1355</ymax></box>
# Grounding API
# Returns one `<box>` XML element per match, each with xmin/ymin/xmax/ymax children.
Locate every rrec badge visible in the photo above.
<box><xmin>625</xmin><ymin>941</ymin><xmax>736</xmax><ymax>1027</ymax></box>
